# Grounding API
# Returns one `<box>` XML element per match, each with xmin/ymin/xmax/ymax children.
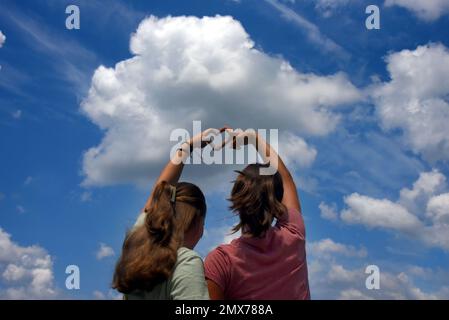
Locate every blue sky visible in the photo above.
<box><xmin>1</xmin><ymin>0</ymin><xmax>449</xmax><ymax>299</ymax></box>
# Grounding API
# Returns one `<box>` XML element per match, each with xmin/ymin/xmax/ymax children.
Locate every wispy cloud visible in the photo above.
<box><xmin>0</xmin><ymin>7</ymin><xmax>98</xmax><ymax>96</ymax></box>
<box><xmin>263</xmin><ymin>0</ymin><xmax>349</xmax><ymax>59</ymax></box>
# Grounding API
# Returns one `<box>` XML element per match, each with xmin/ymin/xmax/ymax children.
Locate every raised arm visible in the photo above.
<box><xmin>143</xmin><ymin>127</ymin><xmax>227</xmax><ymax>211</ymax></box>
<box><xmin>256</xmin><ymin>133</ymin><xmax>301</xmax><ymax>212</ymax></box>
<box><xmin>231</xmin><ymin>130</ymin><xmax>301</xmax><ymax>213</ymax></box>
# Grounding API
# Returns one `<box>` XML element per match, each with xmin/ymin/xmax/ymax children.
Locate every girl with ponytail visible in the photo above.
<box><xmin>113</xmin><ymin>128</ymin><xmax>226</xmax><ymax>300</ymax></box>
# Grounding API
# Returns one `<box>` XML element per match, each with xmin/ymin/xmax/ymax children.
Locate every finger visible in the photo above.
<box><xmin>219</xmin><ymin>125</ymin><xmax>232</xmax><ymax>133</ymax></box>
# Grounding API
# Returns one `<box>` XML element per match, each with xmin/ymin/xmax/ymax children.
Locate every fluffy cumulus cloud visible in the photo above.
<box><xmin>0</xmin><ymin>30</ymin><xmax>5</xmax><ymax>48</ymax></box>
<box><xmin>312</xmin><ymin>263</ymin><xmax>449</xmax><ymax>299</ymax></box>
<box><xmin>385</xmin><ymin>0</ymin><xmax>449</xmax><ymax>21</ymax></box>
<box><xmin>341</xmin><ymin>193</ymin><xmax>423</xmax><ymax>232</ymax></box>
<box><xmin>319</xmin><ymin>202</ymin><xmax>338</xmax><ymax>221</ymax></box>
<box><xmin>335</xmin><ymin>170</ymin><xmax>449</xmax><ymax>251</ymax></box>
<box><xmin>279</xmin><ymin>132</ymin><xmax>317</xmax><ymax>168</ymax></box>
<box><xmin>0</xmin><ymin>227</ymin><xmax>58</xmax><ymax>299</ymax></box>
<box><xmin>81</xmin><ymin>15</ymin><xmax>361</xmax><ymax>187</ymax></box>
<box><xmin>427</xmin><ymin>193</ymin><xmax>449</xmax><ymax>224</ymax></box>
<box><xmin>307</xmin><ymin>238</ymin><xmax>449</xmax><ymax>299</ymax></box>
<box><xmin>372</xmin><ymin>44</ymin><xmax>449</xmax><ymax>162</ymax></box>
<box><xmin>399</xmin><ymin>170</ymin><xmax>446</xmax><ymax>216</ymax></box>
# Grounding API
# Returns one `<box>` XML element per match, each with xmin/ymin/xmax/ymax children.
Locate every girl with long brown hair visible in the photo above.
<box><xmin>113</xmin><ymin>128</ymin><xmax>225</xmax><ymax>299</ymax></box>
<box><xmin>204</xmin><ymin>130</ymin><xmax>311</xmax><ymax>300</ymax></box>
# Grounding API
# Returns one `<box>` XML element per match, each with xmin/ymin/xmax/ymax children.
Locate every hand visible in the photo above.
<box><xmin>187</xmin><ymin>126</ymin><xmax>230</xmax><ymax>150</ymax></box>
<box><xmin>227</xmin><ymin>129</ymin><xmax>258</xmax><ymax>150</ymax></box>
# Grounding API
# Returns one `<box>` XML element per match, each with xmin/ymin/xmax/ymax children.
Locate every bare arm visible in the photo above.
<box><xmin>143</xmin><ymin>147</ymin><xmax>188</xmax><ymax>211</ymax></box>
<box><xmin>230</xmin><ymin>130</ymin><xmax>301</xmax><ymax>212</ymax></box>
<box><xmin>143</xmin><ymin>127</ymin><xmax>228</xmax><ymax>211</ymax></box>
<box><xmin>207</xmin><ymin>280</ymin><xmax>225</xmax><ymax>300</ymax></box>
<box><xmin>256</xmin><ymin>133</ymin><xmax>301</xmax><ymax>212</ymax></box>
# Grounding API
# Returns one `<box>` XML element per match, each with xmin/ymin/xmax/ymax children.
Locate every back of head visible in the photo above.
<box><xmin>112</xmin><ymin>181</ymin><xmax>206</xmax><ymax>294</ymax></box>
<box><xmin>229</xmin><ymin>163</ymin><xmax>286</xmax><ymax>238</ymax></box>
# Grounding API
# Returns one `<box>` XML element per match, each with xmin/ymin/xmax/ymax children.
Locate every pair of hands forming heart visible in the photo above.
<box><xmin>186</xmin><ymin>126</ymin><xmax>258</xmax><ymax>151</ymax></box>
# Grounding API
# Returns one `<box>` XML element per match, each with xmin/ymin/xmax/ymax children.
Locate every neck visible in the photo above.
<box><xmin>183</xmin><ymin>234</ymin><xmax>196</xmax><ymax>250</ymax></box>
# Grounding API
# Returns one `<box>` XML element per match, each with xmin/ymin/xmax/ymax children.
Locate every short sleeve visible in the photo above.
<box><xmin>170</xmin><ymin>249</ymin><xmax>210</xmax><ymax>300</ymax></box>
<box><xmin>275</xmin><ymin>208</ymin><xmax>306</xmax><ymax>240</ymax></box>
<box><xmin>204</xmin><ymin>247</ymin><xmax>231</xmax><ymax>294</ymax></box>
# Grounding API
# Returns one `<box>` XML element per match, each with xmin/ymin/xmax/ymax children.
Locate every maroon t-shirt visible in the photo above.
<box><xmin>204</xmin><ymin>208</ymin><xmax>310</xmax><ymax>300</ymax></box>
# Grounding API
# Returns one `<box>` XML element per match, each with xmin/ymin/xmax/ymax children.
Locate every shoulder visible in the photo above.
<box><xmin>203</xmin><ymin>245</ymin><xmax>233</xmax><ymax>293</ymax></box>
<box><xmin>176</xmin><ymin>247</ymin><xmax>204</xmax><ymax>268</ymax></box>
<box><xmin>170</xmin><ymin>248</ymin><xmax>209</xmax><ymax>300</ymax></box>
<box><xmin>276</xmin><ymin>207</ymin><xmax>306</xmax><ymax>240</ymax></box>
<box><xmin>204</xmin><ymin>244</ymin><xmax>235</xmax><ymax>274</ymax></box>
<box><xmin>205</xmin><ymin>243</ymin><xmax>234</xmax><ymax>262</ymax></box>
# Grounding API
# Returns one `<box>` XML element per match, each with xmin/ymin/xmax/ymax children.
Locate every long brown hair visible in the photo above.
<box><xmin>229</xmin><ymin>163</ymin><xmax>286</xmax><ymax>237</ymax></box>
<box><xmin>112</xmin><ymin>181</ymin><xmax>206</xmax><ymax>294</ymax></box>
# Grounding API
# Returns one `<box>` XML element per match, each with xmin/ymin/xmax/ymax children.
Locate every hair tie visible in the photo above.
<box><xmin>169</xmin><ymin>185</ymin><xmax>177</xmax><ymax>203</ymax></box>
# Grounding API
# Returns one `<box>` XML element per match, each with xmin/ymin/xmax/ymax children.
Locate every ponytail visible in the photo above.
<box><xmin>145</xmin><ymin>181</ymin><xmax>177</xmax><ymax>245</ymax></box>
<box><xmin>112</xmin><ymin>181</ymin><xmax>206</xmax><ymax>294</ymax></box>
<box><xmin>112</xmin><ymin>181</ymin><xmax>179</xmax><ymax>294</ymax></box>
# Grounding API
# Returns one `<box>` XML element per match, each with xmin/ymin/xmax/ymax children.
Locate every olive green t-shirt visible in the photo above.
<box><xmin>125</xmin><ymin>213</ymin><xmax>209</xmax><ymax>300</ymax></box>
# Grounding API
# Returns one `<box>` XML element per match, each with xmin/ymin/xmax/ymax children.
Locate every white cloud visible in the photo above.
<box><xmin>372</xmin><ymin>43</ymin><xmax>449</xmax><ymax>162</ymax></box>
<box><xmin>426</xmin><ymin>193</ymin><xmax>449</xmax><ymax>224</ymax></box>
<box><xmin>339</xmin><ymin>288</ymin><xmax>374</xmax><ymax>300</ymax></box>
<box><xmin>319</xmin><ymin>202</ymin><xmax>338</xmax><ymax>221</ymax></box>
<box><xmin>308</xmin><ymin>238</ymin><xmax>367</xmax><ymax>258</ymax></box>
<box><xmin>399</xmin><ymin>169</ymin><xmax>446</xmax><ymax>216</ymax></box>
<box><xmin>339</xmin><ymin>170</ymin><xmax>449</xmax><ymax>251</ymax></box>
<box><xmin>385</xmin><ymin>0</ymin><xmax>449</xmax><ymax>21</ymax></box>
<box><xmin>341</xmin><ymin>193</ymin><xmax>423</xmax><ymax>232</ymax></box>
<box><xmin>81</xmin><ymin>15</ymin><xmax>361</xmax><ymax>187</ymax></box>
<box><xmin>2</xmin><ymin>264</ymin><xmax>27</xmax><ymax>282</ymax></box>
<box><xmin>280</xmin><ymin>133</ymin><xmax>317</xmax><ymax>168</ymax></box>
<box><xmin>96</xmin><ymin>243</ymin><xmax>115</xmax><ymax>260</ymax></box>
<box><xmin>0</xmin><ymin>227</ymin><xmax>58</xmax><ymax>299</ymax></box>
<box><xmin>307</xmin><ymin>241</ymin><xmax>449</xmax><ymax>299</ymax></box>
<box><xmin>0</xmin><ymin>30</ymin><xmax>5</xmax><ymax>48</ymax></box>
